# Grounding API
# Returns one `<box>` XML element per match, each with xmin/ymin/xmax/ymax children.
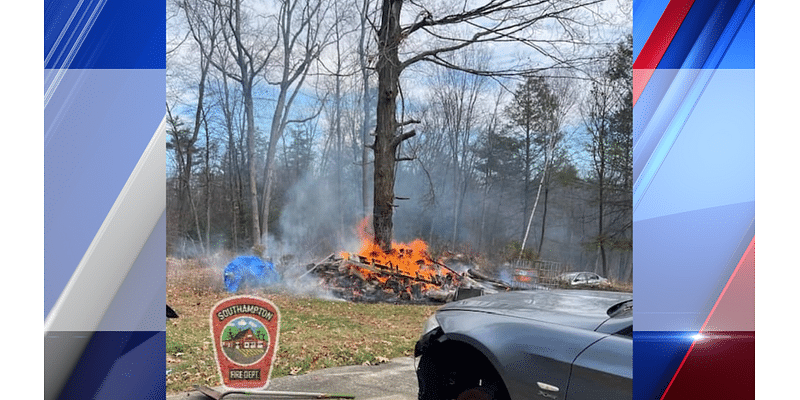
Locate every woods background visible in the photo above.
<box><xmin>166</xmin><ymin>0</ymin><xmax>633</xmax><ymax>282</ymax></box>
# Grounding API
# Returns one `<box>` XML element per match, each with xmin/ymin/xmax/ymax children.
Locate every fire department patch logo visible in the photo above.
<box><xmin>220</xmin><ymin>317</ymin><xmax>269</xmax><ymax>365</ymax></box>
<box><xmin>210</xmin><ymin>296</ymin><xmax>280</xmax><ymax>389</ymax></box>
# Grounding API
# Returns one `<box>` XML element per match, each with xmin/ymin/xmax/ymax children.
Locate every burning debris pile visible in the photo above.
<box><xmin>302</xmin><ymin>219</ymin><xmax>514</xmax><ymax>303</ymax></box>
<box><xmin>307</xmin><ymin>251</ymin><xmax>460</xmax><ymax>303</ymax></box>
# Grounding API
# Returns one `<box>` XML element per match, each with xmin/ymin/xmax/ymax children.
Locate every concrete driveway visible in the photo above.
<box><xmin>167</xmin><ymin>357</ymin><xmax>418</xmax><ymax>400</ymax></box>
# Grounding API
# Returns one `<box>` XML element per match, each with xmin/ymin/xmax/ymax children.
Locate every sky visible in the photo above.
<box><xmin>230</xmin><ymin>317</ymin><xmax>265</xmax><ymax>332</ymax></box>
<box><xmin>166</xmin><ymin>0</ymin><xmax>632</xmax><ymax>119</ymax></box>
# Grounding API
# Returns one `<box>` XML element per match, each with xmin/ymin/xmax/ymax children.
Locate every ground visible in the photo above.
<box><xmin>167</xmin><ymin>257</ymin><xmax>438</xmax><ymax>394</ymax></box>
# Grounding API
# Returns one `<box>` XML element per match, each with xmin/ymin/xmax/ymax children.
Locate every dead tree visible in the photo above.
<box><xmin>259</xmin><ymin>0</ymin><xmax>330</xmax><ymax>253</ymax></box>
<box><xmin>177</xmin><ymin>0</ymin><xmax>223</xmax><ymax>253</ymax></box>
<box><xmin>358</xmin><ymin>0</ymin><xmax>375</xmax><ymax>217</ymax></box>
<box><xmin>214</xmin><ymin>0</ymin><xmax>276</xmax><ymax>252</ymax></box>
<box><xmin>371</xmin><ymin>0</ymin><xmax>608</xmax><ymax>253</ymax></box>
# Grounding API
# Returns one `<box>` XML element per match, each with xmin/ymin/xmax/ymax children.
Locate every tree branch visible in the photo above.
<box><xmin>398</xmin><ymin>0</ymin><xmax>607</xmax><ymax>78</ymax></box>
<box><xmin>391</xmin><ymin>129</ymin><xmax>417</xmax><ymax>148</ymax></box>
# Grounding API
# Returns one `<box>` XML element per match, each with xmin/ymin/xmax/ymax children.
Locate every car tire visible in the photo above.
<box><xmin>417</xmin><ymin>352</ymin><xmax>447</xmax><ymax>400</ymax></box>
<box><xmin>455</xmin><ymin>371</ymin><xmax>507</xmax><ymax>400</ymax></box>
<box><xmin>418</xmin><ymin>342</ymin><xmax>510</xmax><ymax>400</ymax></box>
<box><xmin>456</xmin><ymin>386</ymin><xmax>495</xmax><ymax>400</ymax></box>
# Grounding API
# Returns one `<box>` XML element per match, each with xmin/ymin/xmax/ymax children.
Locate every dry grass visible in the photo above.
<box><xmin>166</xmin><ymin>257</ymin><xmax>439</xmax><ymax>394</ymax></box>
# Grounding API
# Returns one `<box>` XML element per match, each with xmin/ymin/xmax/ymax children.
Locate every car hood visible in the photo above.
<box><xmin>438</xmin><ymin>289</ymin><xmax>632</xmax><ymax>331</ymax></box>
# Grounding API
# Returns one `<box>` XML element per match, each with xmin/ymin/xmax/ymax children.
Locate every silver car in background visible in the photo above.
<box><xmin>558</xmin><ymin>272</ymin><xmax>610</xmax><ymax>287</ymax></box>
<box><xmin>414</xmin><ymin>290</ymin><xmax>632</xmax><ymax>400</ymax></box>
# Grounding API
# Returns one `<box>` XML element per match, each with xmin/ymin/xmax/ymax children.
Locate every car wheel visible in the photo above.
<box><xmin>456</xmin><ymin>386</ymin><xmax>495</xmax><ymax>400</ymax></box>
<box><xmin>418</xmin><ymin>341</ymin><xmax>510</xmax><ymax>400</ymax></box>
<box><xmin>454</xmin><ymin>371</ymin><xmax>507</xmax><ymax>400</ymax></box>
<box><xmin>456</xmin><ymin>387</ymin><xmax>491</xmax><ymax>400</ymax></box>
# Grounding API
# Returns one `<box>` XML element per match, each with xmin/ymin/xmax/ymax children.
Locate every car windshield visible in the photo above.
<box><xmin>607</xmin><ymin>299</ymin><xmax>632</xmax><ymax>317</ymax></box>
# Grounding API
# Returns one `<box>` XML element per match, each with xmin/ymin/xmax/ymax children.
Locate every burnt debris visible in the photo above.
<box><xmin>306</xmin><ymin>254</ymin><xmax>514</xmax><ymax>304</ymax></box>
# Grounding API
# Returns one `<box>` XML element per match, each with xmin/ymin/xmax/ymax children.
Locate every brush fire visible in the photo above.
<box><xmin>305</xmin><ymin>219</ymin><xmax>511</xmax><ymax>303</ymax></box>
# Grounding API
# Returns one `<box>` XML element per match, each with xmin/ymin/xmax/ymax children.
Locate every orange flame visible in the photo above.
<box><xmin>340</xmin><ymin>217</ymin><xmax>457</xmax><ymax>291</ymax></box>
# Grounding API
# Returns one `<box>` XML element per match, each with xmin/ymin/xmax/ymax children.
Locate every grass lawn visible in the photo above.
<box><xmin>166</xmin><ymin>258</ymin><xmax>439</xmax><ymax>394</ymax></box>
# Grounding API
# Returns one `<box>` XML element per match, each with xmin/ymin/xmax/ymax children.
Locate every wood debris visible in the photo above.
<box><xmin>304</xmin><ymin>254</ymin><xmax>512</xmax><ymax>303</ymax></box>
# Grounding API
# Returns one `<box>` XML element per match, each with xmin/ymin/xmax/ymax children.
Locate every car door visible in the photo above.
<box><xmin>564</xmin><ymin>333</ymin><xmax>632</xmax><ymax>400</ymax></box>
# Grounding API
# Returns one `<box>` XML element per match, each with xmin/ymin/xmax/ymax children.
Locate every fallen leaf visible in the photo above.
<box><xmin>166</xmin><ymin>355</ymin><xmax>181</xmax><ymax>364</ymax></box>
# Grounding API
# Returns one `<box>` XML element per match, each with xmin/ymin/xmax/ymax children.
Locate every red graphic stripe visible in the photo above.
<box><xmin>698</xmin><ymin>236</ymin><xmax>755</xmax><ymax>334</ymax></box>
<box><xmin>659</xmin><ymin>236</ymin><xmax>755</xmax><ymax>400</ymax></box>
<box><xmin>632</xmin><ymin>69</ymin><xmax>655</xmax><ymax>107</ymax></box>
<box><xmin>659</xmin><ymin>338</ymin><xmax>696</xmax><ymax>400</ymax></box>
<box><xmin>633</xmin><ymin>0</ymin><xmax>696</xmax><ymax>106</ymax></box>
<box><xmin>661</xmin><ymin>332</ymin><xmax>754</xmax><ymax>399</ymax></box>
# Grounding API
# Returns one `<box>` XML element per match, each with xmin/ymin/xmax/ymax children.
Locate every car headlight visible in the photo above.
<box><xmin>422</xmin><ymin>314</ymin><xmax>440</xmax><ymax>335</ymax></box>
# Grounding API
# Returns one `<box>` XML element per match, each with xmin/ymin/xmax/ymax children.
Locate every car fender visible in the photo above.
<box><xmin>435</xmin><ymin>310</ymin><xmax>608</xmax><ymax>399</ymax></box>
<box><xmin>567</xmin><ymin>335</ymin><xmax>632</xmax><ymax>399</ymax></box>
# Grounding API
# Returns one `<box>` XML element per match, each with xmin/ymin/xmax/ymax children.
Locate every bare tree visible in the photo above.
<box><xmin>507</xmin><ymin>74</ymin><xmax>574</xmax><ymax>256</ymax></box>
<box><xmin>423</xmin><ymin>51</ymin><xmax>490</xmax><ymax>247</ymax></box>
<box><xmin>210</xmin><ymin>62</ymin><xmax>247</xmax><ymax>251</ymax></box>
<box><xmin>259</xmin><ymin>0</ymin><xmax>331</xmax><ymax>253</ymax></box>
<box><xmin>474</xmin><ymin>88</ymin><xmax>508</xmax><ymax>251</ymax></box>
<box><xmin>506</xmin><ymin>76</ymin><xmax>544</xmax><ymax>241</ymax></box>
<box><xmin>164</xmin><ymin>0</ymin><xmax>630</xmax><ymax>274</ymax></box>
<box><xmin>176</xmin><ymin>0</ymin><xmax>223</xmax><ymax>253</ymax></box>
<box><xmin>213</xmin><ymin>0</ymin><xmax>276</xmax><ymax>252</ymax></box>
<box><xmin>315</xmin><ymin>0</ymin><xmax>364</xmax><ymax>241</ymax></box>
<box><xmin>370</xmin><ymin>0</ymin><xmax>607</xmax><ymax>252</ymax></box>
<box><xmin>358</xmin><ymin>0</ymin><xmax>377</xmax><ymax>217</ymax></box>
<box><xmin>166</xmin><ymin>110</ymin><xmax>190</xmax><ymax>234</ymax></box>
<box><xmin>330</xmin><ymin>3</ymin><xmax>347</xmax><ymax>241</ymax></box>
<box><xmin>174</xmin><ymin>0</ymin><xmax>339</xmax><ymax>255</ymax></box>
<box><xmin>582</xmin><ymin>41</ymin><xmax>630</xmax><ymax>277</ymax></box>
<box><xmin>166</xmin><ymin>105</ymin><xmax>206</xmax><ymax>254</ymax></box>
<box><xmin>536</xmin><ymin>77</ymin><xmax>576</xmax><ymax>256</ymax></box>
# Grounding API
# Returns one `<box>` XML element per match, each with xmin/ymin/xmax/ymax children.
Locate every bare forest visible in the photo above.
<box><xmin>166</xmin><ymin>0</ymin><xmax>633</xmax><ymax>282</ymax></box>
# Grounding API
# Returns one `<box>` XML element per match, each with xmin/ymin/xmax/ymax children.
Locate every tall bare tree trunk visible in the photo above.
<box><xmin>452</xmin><ymin>158</ymin><xmax>461</xmax><ymax>247</ymax></box>
<box><xmin>333</xmin><ymin>18</ymin><xmax>344</xmax><ymax>241</ymax></box>
<box><xmin>217</xmin><ymin>0</ymin><xmax>270</xmax><ymax>253</ymax></box>
<box><xmin>478</xmin><ymin>183</ymin><xmax>489</xmax><ymax>251</ymax></box>
<box><xmin>597</xmin><ymin>92</ymin><xmax>608</xmax><ymax>278</ymax></box>
<box><xmin>220</xmin><ymin>73</ymin><xmax>241</xmax><ymax>251</ymax></box>
<box><xmin>243</xmin><ymin>77</ymin><xmax>262</xmax><ymax>252</ymax></box>
<box><xmin>367</xmin><ymin>0</ymin><xmax>599</xmax><ymax>254</ymax></box>
<box><xmin>372</xmin><ymin>0</ymin><xmax>403</xmax><ymax>253</ymax></box>
<box><xmin>520</xmin><ymin>160</ymin><xmax>547</xmax><ymax>261</ymax></box>
<box><xmin>537</xmin><ymin>176</ymin><xmax>549</xmax><ymax>255</ymax></box>
<box><xmin>258</xmin><ymin>0</ymin><xmax>323</xmax><ymax>254</ymax></box>
<box><xmin>228</xmin><ymin>145</ymin><xmax>240</xmax><ymax>250</ymax></box>
<box><xmin>188</xmin><ymin>189</ymin><xmax>205</xmax><ymax>254</ymax></box>
<box><xmin>358</xmin><ymin>0</ymin><xmax>371</xmax><ymax>218</ymax></box>
<box><xmin>522</xmin><ymin>124</ymin><xmax>531</xmax><ymax>241</ymax></box>
<box><xmin>203</xmin><ymin>110</ymin><xmax>212</xmax><ymax>253</ymax></box>
<box><xmin>598</xmin><ymin>155</ymin><xmax>606</xmax><ymax>277</ymax></box>
<box><xmin>259</xmin><ymin>88</ymin><xmax>286</xmax><ymax>250</ymax></box>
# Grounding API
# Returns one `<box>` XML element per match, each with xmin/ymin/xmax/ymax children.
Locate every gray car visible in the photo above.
<box><xmin>414</xmin><ymin>290</ymin><xmax>632</xmax><ymax>400</ymax></box>
<box><xmin>557</xmin><ymin>272</ymin><xmax>610</xmax><ymax>287</ymax></box>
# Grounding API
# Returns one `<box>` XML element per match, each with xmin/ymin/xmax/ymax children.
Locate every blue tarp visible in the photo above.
<box><xmin>223</xmin><ymin>256</ymin><xmax>280</xmax><ymax>293</ymax></box>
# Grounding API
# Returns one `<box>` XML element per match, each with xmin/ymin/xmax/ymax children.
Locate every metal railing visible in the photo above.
<box><xmin>510</xmin><ymin>260</ymin><xmax>565</xmax><ymax>289</ymax></box>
